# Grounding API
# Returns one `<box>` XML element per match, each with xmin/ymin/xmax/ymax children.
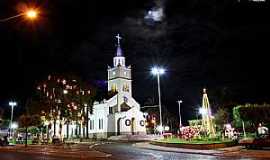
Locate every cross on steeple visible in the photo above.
<box><xmin>115</xmin><ymin>33</ymin><xmax>122</xmax><ymax>46</ymax></box>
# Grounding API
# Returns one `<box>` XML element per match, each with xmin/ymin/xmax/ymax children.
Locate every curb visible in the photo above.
<box><xmin>133</xmin><ymin>143</ymin><xmax>225</xmax><ymax>156</ymax></box>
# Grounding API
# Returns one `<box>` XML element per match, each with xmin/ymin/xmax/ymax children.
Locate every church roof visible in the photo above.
<box><xmin>115</xmin><ymin>33</ymin><xmax>123</xmax><ymax>57</ymax></box>
<box><xmin>116</xmin><ymin>45</ymin><xmax>123</xmax><ymax>57</ymax></box>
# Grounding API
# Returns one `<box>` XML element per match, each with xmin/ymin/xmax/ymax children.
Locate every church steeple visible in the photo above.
<box><xmin>113</xmin><ymin>34</ymin><xmax>125</xmax><ymax>67</ymax></box>
<box><xmin>116</xmin><ymin>34</ymin><xmax>123</xmax><ymax>57</ymax></box>
<box><xmin>108</xmin><ymin>34</ymin><xmax>132</xmax><ymax>97</ymax></box>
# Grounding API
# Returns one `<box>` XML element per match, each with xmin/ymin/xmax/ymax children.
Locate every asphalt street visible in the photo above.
<box><xmin>95</xmin><ymin>143</ymin><xmax>267</xmax><ymax>160</ymax></box>
<box><xmin>0</xmin><ymin>143</ymin><xmax>269</xmax><ymax>160</ymax></box>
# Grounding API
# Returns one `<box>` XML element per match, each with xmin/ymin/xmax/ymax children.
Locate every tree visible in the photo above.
<box><xmin>214</xmin><ymin>108</ymin><xmax>229</xmax><ymax>131</ymax></box>
<box><xmin>233</xmin><ymin>104</ymin><xmax>270</xmax><ymax>131</ymax></box>
<box><xmin>31</xmin><ymin>74</ymin><xmax>96</xmax><ymax>139</ymax></box>
<box><xmin>18</xmin><ymin>113</ymin><xmax>42</xmax><ymax>147</ymax></box>
<box><xmin>18</xmin><ymin>114</ymin><xmax>32</xmax><ymax>147</ymax></box>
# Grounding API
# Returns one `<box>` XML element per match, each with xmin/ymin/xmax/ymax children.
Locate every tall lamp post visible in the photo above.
<box><xmin>9</xmin><ymin>101</ymin><xmax>17</xmax><ymax>138</ymax></box>
<box><xmin>177</xmin><ymin>100</ymin><xmax>183</xmax><ymax>128</ymax></box>
<box><xmin>151</xmin><ymin>66</ymin><xmax>165</xmax><ymax>134</ymax></box>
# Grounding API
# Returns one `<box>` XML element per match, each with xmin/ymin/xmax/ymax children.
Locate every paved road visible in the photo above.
<box><xmin>95</xmin><ymin>143</ymin><xmax>266</xmax><ymax>160</ymax></box>
<box><xmin>0</xmin><ymin>143</ymin><xmax>268</xmax><ymax>160</ymax></box>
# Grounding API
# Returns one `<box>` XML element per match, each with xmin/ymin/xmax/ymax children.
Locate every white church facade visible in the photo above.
<box><xmin>88</xmin><ymin>35</ymin><xmax>146</xmax><ymax>138</ymax></box>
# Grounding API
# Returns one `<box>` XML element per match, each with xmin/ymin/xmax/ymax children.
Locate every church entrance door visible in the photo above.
<box><xmin>117</xmin><ymin>118</ymin><xmax>121</xmax><ymax>135</ymax></box>
<box><xmin>131</xmin><ymin>118</ymin><xmax>135</xmax><ymax>135</ymax></box>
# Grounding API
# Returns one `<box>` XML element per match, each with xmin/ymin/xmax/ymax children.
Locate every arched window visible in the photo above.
<box><xmin>123</xmin><ymin>84</ymin><xmax>129</xmax><ymax>92</ymax></box>
<box><xmin>112</xmin><ymin>84</ymin><xmax>117</xmax><ymax>92</ymax></box>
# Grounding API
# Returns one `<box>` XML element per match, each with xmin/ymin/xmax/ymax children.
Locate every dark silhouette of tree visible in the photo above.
<box><xmin>214</xmin><ymin>108</ymin><xmax>229</xmax><ymax>131</ymax></box>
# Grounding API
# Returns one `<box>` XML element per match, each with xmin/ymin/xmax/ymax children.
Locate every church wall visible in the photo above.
<box><xmin>89</xmin><ymin>103</ymin><xmax>108</xmax><ymax>135</ymax></box>
<box><xmin>107</xmin><ymin>114</ymin><xmax>116</xmax><ymax>134</ymax></box>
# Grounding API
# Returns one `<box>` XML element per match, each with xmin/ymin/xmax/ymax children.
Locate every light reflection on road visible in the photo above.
<box><xmin>95</xmin><ymin>143</ymin><xmax>265</xmax><ymax>160</ymax></box>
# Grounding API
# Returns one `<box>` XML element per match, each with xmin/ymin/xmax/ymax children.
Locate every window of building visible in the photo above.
<box><xmin>111</xmin><ymin>84</ymin><xmax>117</xmax><ymax>92</ymax></box>
<box><xmin>109</xmin><ymin>107</ymin><xmax>113</xmax><ymax>114</ymax></box>
<box><xmin>90</xmin><ymin>120</ymin><xmax>94</xmax><ymax>130</ymax></box>
<box><xmin>123</xmin><ymin>84</ymin><xmax>129</xmax><ymax>92</ymax></box>
<box><xmin>99</xmin><ymin>119</ymin><xmax>103</xmax><ymax>130</ymax></box>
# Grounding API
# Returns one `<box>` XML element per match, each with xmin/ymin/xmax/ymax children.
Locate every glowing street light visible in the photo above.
<box><xmin>0</xmin><ymin>8</ymin><xmax>39</xmax><ymax>22</ymax></box>
<box><xmin>177</xmin><ymin>100</ymin><xmax>183</xmax><ymax>127</ymax></box>
<box><xmin>151</xmin><ymin>66</ymin><xmax>166</xmax><ymax>134</ymax></box>
<box><xmin>25</xmin><ymin>9</ymin><xmax>38</xmax><ymax>19</ymax></box>
<box><xmin>11</xmin><ymin>122</ymin><xmax>18</xmax><ymax>129</ymax></box>
<box><xmin>9</xmin><ymin>101</ymin><xmax>17</xmax><ymax>138</ymax></box>
<box><xmin>199</xmin><ymin>107</ymin><xmax>207</xmax><ymax>115</ymax></box>
<box><xmin>151</xmin><ymin>67</ymin><xmax>165</xmax><ymax>75</ymax></box>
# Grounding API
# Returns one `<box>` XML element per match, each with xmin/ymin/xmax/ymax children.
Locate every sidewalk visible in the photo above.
<box><xmin>0</xmin><ymin>144</ymin><xmax>111</xmax><ymax>159</ymax></box>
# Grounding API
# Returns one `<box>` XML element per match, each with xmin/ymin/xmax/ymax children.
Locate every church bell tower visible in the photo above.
<box><xmin>108</xmin><ymin>34</ymin><xmax>132</xmax><ymax>96</ymax></box>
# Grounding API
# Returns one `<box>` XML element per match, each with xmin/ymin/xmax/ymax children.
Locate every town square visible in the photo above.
<box><xmin>0</xmin><ymin>0</ymin><xmax>270</xmax><ymax>159</ymax></box>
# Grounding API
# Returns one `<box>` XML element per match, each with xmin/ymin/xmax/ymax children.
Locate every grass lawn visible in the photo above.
<box><xmin>157</xmin><ymin>138</ymin><xmax>233</xmax><ymax>144</ymax></box>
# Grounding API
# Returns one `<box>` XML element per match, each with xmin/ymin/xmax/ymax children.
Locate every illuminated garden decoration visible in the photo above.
<box><xmin>35</xmin><ymin>74</ymin><xmax>94</xmax><ymax>140</ymax></box>
<box><xmin>180</xmin><ymin>126</ymin><xmax>200</xmax><ymax>141</ymax></box>
<box><xmin>201</xmin><ymin>88</ymin><xmax>216</xmax><ymax>138</ymax></box>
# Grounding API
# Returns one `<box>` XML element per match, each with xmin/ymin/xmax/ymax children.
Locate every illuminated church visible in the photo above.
<box><xmin>49</xmin><ymin>34</ymin><xmax>146</xmax><ymax>139</ymax></box>
<box><xmin>88</xmin><ymin>34</ymin><xmax>146</xmax><ymax>138</ymax></box>
<box><xmin>55</xmin><ymin>34</ymin><xmax>147</xmax><ymax>139</ymax></box>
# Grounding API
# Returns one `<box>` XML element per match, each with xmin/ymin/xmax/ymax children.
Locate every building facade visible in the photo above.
<box><xmin>87</xmin><ymin>35</ymin><xmax>146</xmax><ymax>138</ymax></box>
<box><xmin>53</xmin><ymin>35</ymin><xmax>146</xmax><ymax>139</ymax></box>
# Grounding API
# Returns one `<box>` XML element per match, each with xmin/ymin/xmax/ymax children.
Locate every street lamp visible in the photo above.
<box><xmin>151</xmin><ymin>66</ymin><xmax>165</xmax><ymax>134</ymax></box>
<box><xmin>177</xmin><ymin>100</ymin><xmax>183</xmax><ymax>127</ymax></box>
<box><xmin>0</xmin><ymin>8</ymin><xmax>39</xmax><ymax>22</ymax></box>
<box><xmin>9</xmin><ymin>101</ymin><xmax>17</xmax><ymax>138</ymax></box>
<box><xmin>199</xmin><ymin>107</ymin><xmax>207</xmax><ymax>116</ymax></box>
<box><xmin>25</xmin><ymin>9</ymin><xmax>38</xmax><ymax>20</ymax></box>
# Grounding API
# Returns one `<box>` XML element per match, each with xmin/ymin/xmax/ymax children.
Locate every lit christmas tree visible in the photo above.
<box><xmin>201</xmin><ymin>88</ymin><xmax>216</xmax><ymax>138</ymax></box>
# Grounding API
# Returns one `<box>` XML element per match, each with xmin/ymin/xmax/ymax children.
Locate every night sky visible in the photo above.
<box><xmin>0</xmin><ymin>0</ymin><xmax>270</xmax><ymax>122</ymax></box>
